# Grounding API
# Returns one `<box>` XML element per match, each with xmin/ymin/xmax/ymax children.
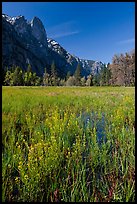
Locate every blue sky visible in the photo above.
<box><xmin>2</xmin><ymin>2</ymin><xmax>135</xmax><ymax>64</ymax></box>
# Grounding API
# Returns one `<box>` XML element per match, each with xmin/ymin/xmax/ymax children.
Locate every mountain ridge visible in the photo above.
<box><xmin>2</xmin><ymin>14</ymin><xmax>104</xmax><ymax>77</ymax></box>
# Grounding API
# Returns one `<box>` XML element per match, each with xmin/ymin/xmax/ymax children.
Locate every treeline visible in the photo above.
<box><xmin>2</xmin><ymin>50</ymin><xmax>135</xmax><ymax>87</ymax></box>
<box><xmin>3</xmin><ymin>64</ymin><xmax>41</xmax><ymax>86</ymax></box>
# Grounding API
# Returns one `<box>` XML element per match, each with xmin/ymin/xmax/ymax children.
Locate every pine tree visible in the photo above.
<box><xmin>43</xmin><ymin>68</ymin><xmax>50</xmax><ymax>86</ymax></box>
<box><xmin>105</xmin><ymin>63</ymin><xmax>111</xmax><ymax>85</ymax></box>
<box><xmin>32</xmin><ymin>73</ymin><xmax>41</xmax><ymax>86</ymax></box>
<box><xmin>24</xmin><ymin>64</ymin><xmax>33</xmax><ymax>86</ymax></box>
<box><xmin>12</xmin><ymin>66</ymin><xmax>24</xmax><ymax>85</ymax></box>
<box><xmin>74</xmin><ymin>63</ymin><xmax>82</xmax><ymax>86</ymax></box>
<box><xmin>51</xmin><ymin>61</ymin><xmax>58</xmax><ymax>86</ymax></box>
<box><xmin>92</xmin><ymin>74</ymin><xmax>100</xmax><ymax>86</ymax></box>
<box><xmin>66</xmin><ymin>71</ymin><xmax>71</xmax><ymax>80</ymax></box>
<box><xmin>27</xmin><ymin>63</ymin><xmax>32</xmax><ymax>73</ymax></box>
<box><xmin>86</xmin><ymin>75</ymin><xmax>93</xmax><ymax>86</ymax></box>
<box><xmin>10</xmin><ymin>64</ymin><xmax>16</xmax><ymax>73</ymax></box>
<box><xmin>4</xmin><ymin>70</ymin><xmax>13</xmax><ymax>86</ymax></box>
<box><xmin>99</xmin><ymin>64</ymin><xmax>107</xmax><ymax>86</ymax></box>
<box><xmin>66</xmin><ymin>76</ymin><xmax>76</xmax><ymax>86</ymax></box>
<box><xmin>81</xmin><ymin>76</ymin><xmax>86</xmax><ymax>86</ymax></box>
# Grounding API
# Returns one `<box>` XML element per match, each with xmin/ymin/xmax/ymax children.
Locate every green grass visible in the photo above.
<box><xmin>2</xmin><ymin>86</ymin><xmax>135</xmax><ymax>202</ymax></box>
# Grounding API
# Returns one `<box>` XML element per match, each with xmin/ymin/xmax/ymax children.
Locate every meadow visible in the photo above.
<box><xmin>2</xmin><ymin>86</ymin><xmax>135</xmax><ymax>202</ymax></box>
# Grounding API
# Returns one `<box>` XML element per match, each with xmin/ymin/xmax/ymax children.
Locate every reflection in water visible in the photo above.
<box><xmin>78</xmin><ymin>111</ymin><xmax>107</xmax><ymax>145</ymax></box>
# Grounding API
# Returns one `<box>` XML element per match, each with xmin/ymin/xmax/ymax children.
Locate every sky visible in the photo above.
<box><xmin>2</xmin><ymin>2</ymin><xmax>135</xmax><ymax>64</ymax></box>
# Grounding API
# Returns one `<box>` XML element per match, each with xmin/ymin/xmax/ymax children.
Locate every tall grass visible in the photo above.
<box><xmin>2</xmin><ymin>86</ymin><xmax>135</xmax><ymax>202</ymax></box>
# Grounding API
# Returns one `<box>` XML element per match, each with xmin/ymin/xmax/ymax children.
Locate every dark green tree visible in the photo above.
<box><xmin>66</xmin><ymin>71</ymin><xmax>71</xmax><ymax>81</ymax></box>
<box><xmin>51</xmin><ymin>61</ymin><xmax>58</xmax><ymax>86</ymax></box>
<box><xmin>43</xmin><ymin>68</ymin><xmax>50</xmax><ymax>86</ymax></box>
<box><xmin>4</xmin><ymin>70</ymin><xmax>13</xmax><ymax>86</ymax></box>
<box><xmin>59</xmin><ymin>78</ymin><xmax>65</xmax><ymax>86</ymax></box>
<box><xmin>74</xmin><ymin>63</ymin><xmax>82</xmax><ymax>86</ymax></box>
<box><xmin>32</xmin><ymin>73</ymin><xmax>41</xmax><ymax>86</ymax></box>
<box><xmin>92</xmin><ymin>73</ymin><xmax>100</xmax><ymax>86</ymax></box>
<box><xmin>12</xmin><ymin>66</ymin><xmax>24</xmax><ymax>86</ymax></box>
<box><xmin>99</xmin><ymin>64</ymin><xmax>109</xmax><ymax>86</ymax></box>
<box><xmin>10</xmin><ymin>64</ymin><xmax>16</xmax><ymax>73</ymax></box>
<box><xmin>24</xmin><ymin>64</ymin><xmax>33</xmax><ymax>86</ymax></box>
<box><xmin>105</xmin><ymin>63</ymin><xmax>111</xmax><ymax>85</ymax></box>
<box><xmin>27</xmin><ymin>64</ymin><xmax>32</xmax><ymax>73</ymax></box>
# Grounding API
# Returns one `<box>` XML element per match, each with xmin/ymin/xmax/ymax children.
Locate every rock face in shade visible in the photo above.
<box><xmin>2</xmin><ymin>14</ymin><xmax>49</xmax><ymax>75</ymax></box>
<box><xmin>2</xmin><ymin>14</ymin><xmax>104</xmax><ymax>77</ymax></box>
<box><xmin>30</xmin><ymin>17</ymin><xmax>48</xmax><ymax>46</ymax></box>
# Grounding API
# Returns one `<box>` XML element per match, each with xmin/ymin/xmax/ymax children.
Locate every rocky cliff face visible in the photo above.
<box><xmin>2</xmin><ymin>14</ymin><xmax>49</xmax><ymax>75</ymax></box>
<box><xmin>2</xmin><ymin>14</ymin><xmax>104</xmax><ymax>77</ymax></box>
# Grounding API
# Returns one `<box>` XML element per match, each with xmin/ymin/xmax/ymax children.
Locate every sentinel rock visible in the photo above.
<box><xmin>2</xmin><ymin>14</ymin><xmax>104</xmax><ymax>77</ymax></box>
<box><xmin>30</xmin><ymin>17</ymin><xmax>48</xmax><ymax>46</ymax></box>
